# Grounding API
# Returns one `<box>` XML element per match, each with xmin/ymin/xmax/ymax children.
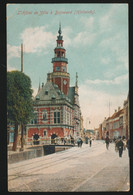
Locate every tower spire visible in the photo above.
<box><xmin>58</xmin><ymin>22</ymin><xmax>62</xmax><ymax>35</ymax></box>
<box><xmin>50</xmin><ymin>24</ymin><xmax>69</xmax><ymax>95</ymax></box>
<box><xmin>57</xmin><ymin>22</ymin><xmax>63</xmax><ymax>41</ymax></box>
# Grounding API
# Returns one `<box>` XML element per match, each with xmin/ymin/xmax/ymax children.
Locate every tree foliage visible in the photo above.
<box><xmin>7</xmin><ymin>71</ymin><xmax>34</xmax><ymax>124</ymax></box>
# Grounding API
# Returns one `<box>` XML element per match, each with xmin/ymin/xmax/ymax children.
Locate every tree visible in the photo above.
<box><xmin>7</xmin><ymin>71</ymin><xmax>33</xmax><ymax>151</ymax></box>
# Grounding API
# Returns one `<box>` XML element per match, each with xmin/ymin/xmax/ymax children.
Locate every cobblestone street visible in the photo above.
<box><xmin>8</xmin><ymin>140</ymin><xmax>130</xmax><ymax>192</ymax></box>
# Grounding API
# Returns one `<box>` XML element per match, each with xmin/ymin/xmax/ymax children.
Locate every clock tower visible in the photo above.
<box><xmin>48</xmin><ymin>23</ymin><xmax>70</xmax><ymax>96</ymax></box>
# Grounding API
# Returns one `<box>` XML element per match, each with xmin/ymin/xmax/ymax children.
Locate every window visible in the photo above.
<box><xmin>55</xmin><ymin>67</ymin><xmax>60</xmax><ymax>71</ymax></box>
<box><xmin>62</xmin><ymin>66</ymin><xmax>65</xmax><ymax>72</ymax></box>
<box><xmin>45</xmin><ymin>89</ymin><xmax>48</xmax><ymax>95</ymax></box>
<box><xmin>44</xmin><ymin>130</ymin><xmax>47</xmax><ymax>136</ymax></box>
<box><xmin>52</xmin><ymin>95</ymin><xmax>56</xmax><ymax>99</ymax></box>
<box><xmin>34</xmin><ymin>113</ymin><xmax>37</xmax><ymax>124</ymax></box>
<box><xmin>54</xmin><ymin>112</ymin><xmax>60</xmax><ymax>124</ymax></box>
<box><xmin>120</xmin><ymin>117</ymin><xmax>123</xmax><ymax>126</ymax></box>
<box><xmin>42</xmin><ymin>110</ymin><xmax>47</xmax><ymax>121</ymax></box>
<box><xmin>10</xmin><ymin>132</ymin><xmax>14</xmax><ymax>143</ymax></box>
<box><xmin>67</xmin><ymin>111</ymin><xmax>69</xmax><ymax>125</ymax></box>
<box><xmin>31</xmin><ymin>112</ymin><xmax>37</xmax><ymax>124</ymax></box>
<box><xmin>113</xmin><ymin>121</ymin><xmax>119</xmax><ymax>129</ymax></box>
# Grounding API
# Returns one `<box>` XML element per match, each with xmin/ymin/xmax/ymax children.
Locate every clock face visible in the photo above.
<box><xmin>64</xmin><ymin>80</ymin><xmax>67</xmax><ymax>85</ymax></box>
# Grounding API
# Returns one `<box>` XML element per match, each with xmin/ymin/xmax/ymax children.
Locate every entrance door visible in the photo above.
<box><xmin>33</xmin><ymin>133</ymin><xmax>39</xmax><ymax>145</ymax></box>
<box><xmin>51</xmin><ymin>134</ymin><xmax>58</xmax><ymax>144</ymax></box>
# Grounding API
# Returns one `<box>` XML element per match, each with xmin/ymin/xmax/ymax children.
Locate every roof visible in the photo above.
<box><xmin>34</xmin><ymin>81</ymin><xmax>64</xmax><ymax>101</ymax></box>
<box><xmin>105</xmin><ymin>109</ymin><xmax>124</xmax><ymax>122</ymax></box>
<box><xmin>106</xmin><ymin>117</ymin><xmax>111</xmax><ymax>121</ymax></box>
<box><xmin>34</xmin><ymin>81</ymin><xmax>73</xmax><ymax>105</ymax></box>
<box><xmin>67</xmin><ymin>87</ymin><xmax>75</xmax><ymax>104</ymax></box>
<box><xmin>111</xmin><ymin>109</ymin><xmax>124</xmax><ymax>119</ymax></box>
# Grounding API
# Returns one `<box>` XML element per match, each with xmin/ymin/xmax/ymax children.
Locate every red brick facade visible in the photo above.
<box><xmin>26</xmin><ymin>25</ymin><xmax>81</xmax><ymax>144</ymax></box>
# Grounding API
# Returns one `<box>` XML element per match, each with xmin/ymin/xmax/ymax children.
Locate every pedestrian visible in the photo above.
<box><xmin>115</xmin><ymin>139</ymin><xmax>119</xmax><ymax>152</ymax></box>
<box><xmin>126</xmin><ymin>139</ymin><xmax>130</xmax><ymax>157</ymax></box>
<box><xmin>85</xmin><ymin>136</ymin><xmax>88</xmax><ymax>144</ymax></box>
<box><xmin>89</xmin><ymin>137</ymin><xmax>92</xmax><ymax>147</ymax></box>
<box><xmin>105</xmin><ymin>136</ymin><xmax>110</xmax><ymax>150</ymax></box>
<box><xmin>80</xmin><ymin>138</ymin><xmax>83</xmax><ymax>147</ymax></box>
<box><xmin>116</xmin><ymin>136</ymin><xmax>124</xmax><ymax>157</ymax></box>
<box><xmin>122</xmin><ymin>136</ymin><xmax>127</xmax><ymax>150</ymax></box>
<box><xmin>71</xmin><ymin>136</ymin><xmax>74</xmax><ymax>145</ymax></box>
<box><xmin>77</xmin><ymin>138</ymin><xmax>80</xmax><ymax>147</ymax></box>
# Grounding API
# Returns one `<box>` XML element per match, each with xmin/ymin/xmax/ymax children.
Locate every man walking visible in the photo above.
<box><xmin>116</xmin><ymin>136</ymin><xmax>124</xmax><ymax>157</ymax></box>
<box><xmin>89</xmin><ymin>137</ymin><xmax>92</xmax><ymax>147</ymax></box>
<box><xmin>77</xmin><ymin>138</ymin><xmax>80</xmax><ymax>147</ymax></box>
<box><xmin>126</xmin><ymin>138</ymin><xmax>130</xmax><ymax>157</ymax></box>
<box><xmin>105</xmin><ymin>136</ymin><xmax>110</xmax><ymax>150</ymax></box>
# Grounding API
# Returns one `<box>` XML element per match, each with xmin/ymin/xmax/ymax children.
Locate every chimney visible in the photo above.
<box><xmin>118</xmin><ymin>106</ymin><xmax>121</xmax><ymax>111</ymax></box>
<box><xmin>42</xmin><ymin>82</ymin><xmax>44</xmax><ymax>88</ymax></box>
<box><xmin>115</xmin><ymin>109</ymin><xmax>117</xmax><ymax>113</ymax></box>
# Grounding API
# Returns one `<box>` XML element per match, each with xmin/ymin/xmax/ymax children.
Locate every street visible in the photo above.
<box><xmin>8</xmin><ymin>140</ymin><xmax>130</xmax><ymax>192</ymax></box>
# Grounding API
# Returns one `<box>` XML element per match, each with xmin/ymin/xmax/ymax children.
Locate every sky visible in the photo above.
<box><xmin>7</xmin><ymin>3</ymin><xmax>129</xmax><ymax>129</ymax></box>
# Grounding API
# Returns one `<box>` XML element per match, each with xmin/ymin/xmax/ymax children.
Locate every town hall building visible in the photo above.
<box><xmin>26</xmin><ymin>24</ymin><xmax>82</xmax><ymax>144</ymax></box>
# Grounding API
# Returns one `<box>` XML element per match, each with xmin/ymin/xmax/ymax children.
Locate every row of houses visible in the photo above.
<box><xmin>97</xmin><ymin>94</ymin><xmax>129</xmax><ymax>140</ymax></box>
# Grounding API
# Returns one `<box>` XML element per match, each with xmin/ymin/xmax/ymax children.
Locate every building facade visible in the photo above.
<box><xmin>99</xmin><ymin>93</ymin><xmax>129</xmax><ymax>141</ymax></box>
<box><xmin>106</xmin><ymin>108</ymin><xmax>124</xmax><ymax>139</ymax></box>
<box><xmin>98</xmin><ymin>124</ymin><xmax>102</xmax><ymax>140</ymax></box>
<box><xmin>123</xmin><ymin>94</ymin><xmax>129</xmax><ymax>139</ymax></box>
<box><xmin>80</xmin><ymin>115</ymin><xmax>84</xmax><ymax>139</ymax></box>
<box><xmin>26</xmin><ymin>25</ymin><xmax>82</xmax><ymax>145</ymax></box>
<box><xmin>100</xmin><ymin>107</ymin><xmax>126</xmax><ymax>140</ymax></box>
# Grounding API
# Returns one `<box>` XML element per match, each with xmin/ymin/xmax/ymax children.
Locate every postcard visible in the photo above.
<box><xmin>7</xmin><ymin>3</ymin><xmax>129</xmax><ymax>192</ymax></box>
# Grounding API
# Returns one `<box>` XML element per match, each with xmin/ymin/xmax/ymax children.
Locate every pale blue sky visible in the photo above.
<box><xmin>7</xmin><ymin>3</ymin><xmax>128</xmax><ymax>128</ymax></box>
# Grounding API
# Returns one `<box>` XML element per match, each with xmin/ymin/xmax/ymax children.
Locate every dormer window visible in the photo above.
<box><xmin>45</xmin><ymin>88</ymin><xmax>48</xmax><ymax>95</ymax></box>
<box><xmin>52</xmin><ymin>95</ymin><xmax>56</xmax><ymax>99</ymax></box>
<box><xmin>36</xmin><ymin>96</ymin><xmax>40</xmax><ymax>100</ymax></box>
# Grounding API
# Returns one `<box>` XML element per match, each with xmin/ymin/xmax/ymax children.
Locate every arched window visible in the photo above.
<box><xmin>44</xmin><ymin>130</ymin><xmax>47</xmax><ymax>136</ymax></box>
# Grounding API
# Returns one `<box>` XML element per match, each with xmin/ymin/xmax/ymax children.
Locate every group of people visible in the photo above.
<box><xmin>77</xmin><ymin>137</ymin><xmax>93</xmax><ymax>147</ymax></box>
<box><xmin>105</xmin><ymin>135</ymin><xmax>130</xmax><ymax>158</ymax></box>
<box><xmin>60</xmin><ymin>135</ymin><xmax>130</xmax><ymax>158</ymax></box>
